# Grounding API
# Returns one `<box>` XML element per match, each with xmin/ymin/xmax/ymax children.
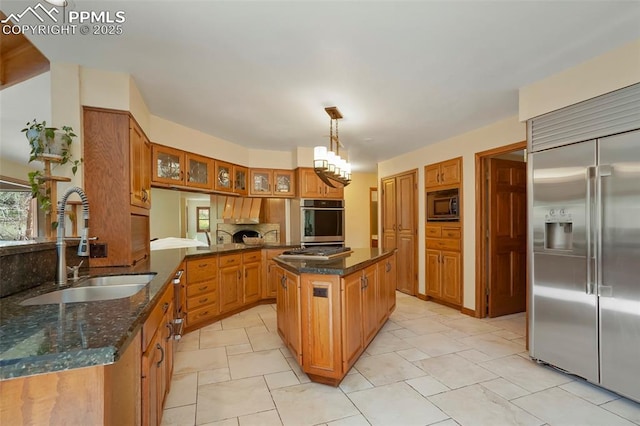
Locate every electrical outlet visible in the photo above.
<box><xmin>90</xmin><ymin>243</ymin><xmax>108</xmax><ymax>258</ymax></box>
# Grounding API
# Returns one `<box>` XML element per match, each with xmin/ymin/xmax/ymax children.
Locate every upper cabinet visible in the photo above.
<box><xmin>129</xmin><ymin>120</ymin><xmax>151</xmax><ymax>209</ymax></box>
<box><xmin>233</xmin><ymin>165</ymin><xmax>249</xmax><ymax>196</ymax></box>
<box><xmin>152</xmin><ymin>144</ymin><xmax>214</xmax><ymax>190</ymax></box>
<box><xmin>425</xmin><ymin>157</ymin><xmax>461</xmax><ymax>189</ymax></box>
<box><xmin>214</xmin><ymin>160</ymin><xmax>233</xmax><ymax>192</ymax></box>
<box><xmin>297</xmin><ymin>167</ymin><xmax>344</xmax><ymax>199</ymax></box>
<box><xmin>249</xmin><ymin>169</ymin><xmax>295</xmax><ymax>197</ymax></box>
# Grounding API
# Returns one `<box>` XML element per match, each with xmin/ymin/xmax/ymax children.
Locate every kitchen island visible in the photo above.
<box><xmin>273</xmin><ymin>248</ymin><xmax>397</xmax><ymax>386</ymax></box>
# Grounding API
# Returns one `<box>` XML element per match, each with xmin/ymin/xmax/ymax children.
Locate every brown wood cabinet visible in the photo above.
<box><xmin>141</xmin><ymin>283</ymin><xmax>174</xmax><ymax>426</ymax></box>
<box><xmin>425</xmin><ymin>224</ymin><xmax>462</xmax><ymax>306</ymax></box>
<box><xmin>83</xmin><ymin>107</ymin><xmax>150</xmax><ymax>267</ymax></box>
<box><xmin>275</xmin><ymin>265</ymin><xmax>302</xmax><ymax>363</ymax></box>
<box><xmin>152</xmin><ymin>144</ymin><xmax>215</xmax><ymax>190</ymax></box>
<box><xmin>214</xmin><ymin>160</ymin><xmax>233</xmax><ymax>192</ymax></box>
<box><xmin>249</xmin><ymin>168</ymin><xmax>296</xmax><ymax>197</ymax></box>
<box><xmin>291</xmin><ymin>252</ymin><xmax>397</xmax><ymax>385</ymax></box>
<box><xmin>425</xmin><ymin>157</ymin><xmax>461</xmax><ymax>189</ymax></box>
<box><xmin>185</xmin><ymin>256</ymin><xmax>218</xmax><ymax>330</ymax></box>
<box><xmin>296</xmin><ymin>167</ymin><xmax>344</xmax><ymax>199</ymax></box>
<box><xmin>218</xmin><ymin>253</ymin><xmax>243</xmax><ymax>313</ymax></box>
<box><xmin>242</xmin><ymin>250</ymin><xmax>262</xmax><ymax>304</ymax></box>
<box><xmin>233</xmin><ymin>164</ymin><xmax>249</xmax><ymax>196</ymax></box>
<box><xmin>381</xmin><ymin>171</ymin><xmax>417</xmax><ymax>295</ymax></box>
<box><xmin>263</xmin><ymin>249</ymin><xmax>286</xmax><ymax>298</ymax></box>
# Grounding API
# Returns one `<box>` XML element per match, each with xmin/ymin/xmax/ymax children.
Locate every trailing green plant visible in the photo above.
<box><xmin>22</xmin><ymin>119</ymin><xmax>83</xmax><ymax>216</ymax></box>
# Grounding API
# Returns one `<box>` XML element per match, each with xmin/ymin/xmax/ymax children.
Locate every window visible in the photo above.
<box><xmin>196</xmin><ymin>206</ymin><xmax>210</xmax><ymax>232</ymax></box>
<box><xmin>0</xmin><ymin>177</ymin><xmax>38</xmax><ymax>240</ymax></box>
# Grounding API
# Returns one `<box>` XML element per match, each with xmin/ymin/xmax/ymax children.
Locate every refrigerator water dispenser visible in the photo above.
<box><xmin>545</xmin><ymin>221</ymin><xmax>573</xmax><ymax>250</ymax></box>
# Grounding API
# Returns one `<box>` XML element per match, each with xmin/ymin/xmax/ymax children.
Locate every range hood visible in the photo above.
<box><xmin>222</xmin><ymin>197</ymin><xmax>262</xmax><ymax>224</ymax></box>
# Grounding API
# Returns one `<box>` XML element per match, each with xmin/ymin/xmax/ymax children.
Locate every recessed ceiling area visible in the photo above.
<box><xmin>1</xmin><ymin>1</ymin><xmax>639</xmax><ymax>172</ymax></box>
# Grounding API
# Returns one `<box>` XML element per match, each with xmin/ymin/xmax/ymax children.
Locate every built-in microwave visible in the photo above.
<box><xmin>427</xmin><ymin>189</ymin><xmax>459</xmax><ymax>221</ymax></box>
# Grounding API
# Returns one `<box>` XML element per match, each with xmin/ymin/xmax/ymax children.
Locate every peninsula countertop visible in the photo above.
<box><xmin>273</xmin><ymin>248</ymin><xmax>396</xmax><ymax>276</ymax></box>
<box><xmin>0</xmin><ymin>242</ymin><xmax>297</xmax><ymax>380</ymax></box>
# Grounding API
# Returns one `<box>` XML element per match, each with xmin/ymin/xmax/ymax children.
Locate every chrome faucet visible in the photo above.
<box><xmin>56</xmin><ymin>187</ymin><xmax>90</xmax><ymax>286</ymax></box>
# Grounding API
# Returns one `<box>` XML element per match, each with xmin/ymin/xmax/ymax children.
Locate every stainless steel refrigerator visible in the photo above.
<box><xmin>529</xmin><ymin>129</ymin><xmax>640</xmax><ymax>402</ymax></box>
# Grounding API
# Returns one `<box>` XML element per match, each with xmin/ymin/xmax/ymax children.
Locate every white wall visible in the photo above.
<box><xmin>378</xmin><ymin>116</ymin><xmax>526</xmax><ymax>310</ymax></box>
<box><xmin>149</xmin><ymin>188</ymin><xmax>181</xmax><ymax>240</ymax></box>
<box><xmin>519</xmin><ymin>39</ymin><xmax>640</xmax><ymax>120</ymax></box>
<box><xmin>344</xmin><ymin>172</ymin><xmax>377</xmax><ymax>248</ymax></box>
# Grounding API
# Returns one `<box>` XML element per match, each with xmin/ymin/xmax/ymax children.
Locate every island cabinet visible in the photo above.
<box><xmin>279</xmin><ymin>250</ymin><xmax>396</xmax><ymax>386</ymax></box>
<box><xmin>275</xmin><ymin>265</ymin><xmax>302</xmax><ymax>364</ymax></box>
<box><xmin>263</xmin><ymin>249</ymin><xmax>286</xmax><ymax>298</ymax></box>
<box><xmin>185</xmin><ymin>256</ymin><xmax>218</xmax><ymax>330</ymax></box>
<box><xmin>142</xmin><ymin>283</ymin><xmax>175</xmax><ymax>426</ymax></box>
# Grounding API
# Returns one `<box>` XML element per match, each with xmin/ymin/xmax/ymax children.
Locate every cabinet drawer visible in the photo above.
<box><xmin>242</xmin><ymin>250</ymin><xmax>261</xmax><ymax>263</ymax></box>
<box><xmin>142</xmin><ymin>284</ymin><xmax>173</xmax><ymax>350</ymax></box>
<box><xmin>186</xmin><ymin>304</ymin><xmax>219</xmax><ymax>327</ymax></box>
<box><xmin>219</xmin><ymin>253</ymin><xmax>241</xmax><ymax>267</ymax></box>
<box><xmin>426</xmin><ymin>238</ymin><xmax>460</xmax><ymax>251</ymax></box>
<box><xmin>187</xmin><ymin>257</ymin><xmax>217</xmax><ymax>283</ymax></box>
<box><xmin>186</xmin><ymin>280</ymin><xmax>216</xmax><ymax>297</ymax></box>
<box><xmin>441</xmin><ymin>227</ymin><xmax>461</xmax><ymax>239</ymax></box>
<box><xmin>425</xmin><ymin>226</ymin><xmax>441</xmax><ymax>238</ymax></box>
<box><xmin>187</xmin><ymin>291</ymin><xmax>217</xmax><ymax>310</ymax></box>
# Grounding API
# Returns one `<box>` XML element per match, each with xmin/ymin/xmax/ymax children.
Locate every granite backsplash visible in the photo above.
<box><xmin>0</xmin><ymin>242</ymin><xmax>87</xmax><ymax>298</ymax></box>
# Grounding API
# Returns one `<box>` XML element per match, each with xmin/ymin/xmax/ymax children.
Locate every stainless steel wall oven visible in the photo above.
<box><xmin>291</xmin><ymin>199</ymin><xmax>345</xmax><ymax>246</ymax></box>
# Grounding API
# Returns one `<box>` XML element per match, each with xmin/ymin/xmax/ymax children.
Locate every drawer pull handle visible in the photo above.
<box><xmin>165</xmin><ymin>323</ymin><xmax>173</xmax><ymax>341</ymax></box>
<box><xmin>199</xmin><ymin>286</ymin><xmax>208</xmax><ymax>291</ymax></box>
<box><xmin>156</xmin><ymin>343</ymin><xmax>164</xmax><ymax>367</ymax></box>
<box><xmin>199</xmin><ymin>298</ymin><xmax>208</xmax><ymax>303</ymax></box>
<box><xmin>162</xmin><ymin>302</ymin><xmax>169</xmax><ymax>313</ymax></box>
<box><xmin>199</xmin><ymin>264</ymin><xmax>207</xmax><ymax>268</ymax></box>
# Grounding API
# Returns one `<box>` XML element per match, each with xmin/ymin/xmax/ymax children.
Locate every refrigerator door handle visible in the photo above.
<box><xmin>597</xmin><ymin>165</ymin><xmax>613</xmax><ymax>297</ymax></box>
<box><xmin>586</xmin><ymin>166</ymin><xmax>597</xmax><ymax>295</ymax></box>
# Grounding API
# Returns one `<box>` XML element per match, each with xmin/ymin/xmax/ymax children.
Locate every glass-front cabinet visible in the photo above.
<box><xmin>249</xmin><ymin>169</ymin><xmax>295</xmax><ymax>197</ymax></box>
<box><xmin>152</xmin><ymin>145</ymin><xmax>184</xmax><ymax>185</ymax></box>
<box><xmin>215</xmin><ymin>160</ymin><xmax>233</xmax><ymax>192</ymax></box>
<box><xmin>234</xmin><ymin>165</ymin><xmax>248</xmax><ymax>196</ymax></box>
<box><xmin>186</xmin><ymin>153</ymin><xmax>213</xmax><ymax>190</ymax></box>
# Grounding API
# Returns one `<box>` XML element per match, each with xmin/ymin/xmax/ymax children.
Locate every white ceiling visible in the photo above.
<box><xmin>3</xmin><ymin>1</ymin><xmax>640</xmax><ymax>172</ymax></box>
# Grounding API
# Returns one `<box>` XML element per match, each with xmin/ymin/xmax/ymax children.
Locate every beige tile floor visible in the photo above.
<box><xmin>162</xmin><ymin>293</ymin><xmax>640</xmax><ymax>426</ymax></box>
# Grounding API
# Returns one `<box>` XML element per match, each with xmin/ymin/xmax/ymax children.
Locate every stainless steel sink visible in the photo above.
<box><xmin>19</xmin><ymin>274</ymin><xmax>156</xmax><ymax>306</ymax></box>
<box><xmin>83</xmin><ymin>273</ymin><xmax>156</xmax><ymax>287</ymax></box>
<box><xmin>20</xmin><ymin>284</ymin><xmax>148</xmax><ymax>305</ymax></box>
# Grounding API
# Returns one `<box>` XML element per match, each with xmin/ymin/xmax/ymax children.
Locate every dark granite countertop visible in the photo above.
<box><xmin>273</xmin><ymin>248</ymin><xmax>395</xmax><ymax>276</ymax></box>
<box><xmin>0</xmin><ymin>243</ymin><xmax>300</xmax><ymax>380</ymax></box>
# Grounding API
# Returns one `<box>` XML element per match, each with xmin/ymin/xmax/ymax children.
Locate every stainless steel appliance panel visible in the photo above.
<box><xmin>598</xmin><ymin>130</ymin><xmax>640</xmax><ymax>401</ymax></box>
<box><xmin>530</xmin><ymin>141</ymin><xmax>599</xmax><ymax>382</ymax></box>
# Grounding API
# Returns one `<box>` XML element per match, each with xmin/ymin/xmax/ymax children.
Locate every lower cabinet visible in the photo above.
<box><xmin>275</xmin><ymin>265</ymin><xmax>302</xmax><ymax>364</ymax></box>
<box><xmin>296</xmin><ymin>252</ymin><xmax>397</xmax><ymax>385</ymax></box>
<box><xmin>242</xmin><ymin>250</ymin><xmax>262</xmax><ymax>304</ymax></box>
<box><xmin>219</xmin><ymin>253</ymin><xmax>243</xmax><ymax>313</ymax></box>
<box><xmin>142</xmin><ymin>283</ymin><xmax>174</xmax><ymax>426</ymax></box>
<box><xmin>425</xmin><ymin>224</ymin><xmax>462</xmax><ymax>306</ymax></box>
<box><xmin>263</xmin><ymin>249</ymin><xmax>286</xmax><ymax>298</ymax></box>
<box><xmin>185</xmin><ymin>256</ymin><xmax>218</xmax><ymax>329</ymax></box>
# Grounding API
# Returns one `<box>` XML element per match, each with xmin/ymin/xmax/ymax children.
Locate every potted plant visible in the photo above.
<box><xmin>23</xmin><ymin>119</ymin><xmax>83</xmax><ymax>214</ymax></box>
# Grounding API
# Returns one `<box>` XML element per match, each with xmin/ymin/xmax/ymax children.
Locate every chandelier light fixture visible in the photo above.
<box><xmin>313</xmin><ymin>106</ymin><xmax>352</xmax><ymax>187</ymax></box>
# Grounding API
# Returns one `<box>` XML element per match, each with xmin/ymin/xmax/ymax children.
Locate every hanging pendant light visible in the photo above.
<box><xmin>313</xmin><ymin>106</ymin><xmax>351</xmax><ymax>187</ymax></box>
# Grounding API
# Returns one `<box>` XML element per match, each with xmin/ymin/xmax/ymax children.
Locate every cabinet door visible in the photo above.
<box><xmin>233</xmin><ymin>165</ymin><xmax>249</xmax><ymax>196</ymax></box>
<box><xmin>219</xmin><ymin>264</ymin><xmax>242</xmax><ymax>313</ymax></box>
<box><xmin>362</xmin><ymin>265</ymin><xmax>378</xmax><ymax>345</ymax></box>
<box><xmin>441</xmin><ymin>251</ymin><xmax>461</xmax><ymax>304</ymax></box>
<box><xmin>249</xmin><ymin>169</ymin><xmax>273</xmax><ymax>196</ymax></box>
<box><xmin>425</xmin><ymin>249</ymin><xmax>441</xmax><ymax>297</ymax></box>
<box><xmin>152</xmin><ymin>145</ymin><xmax>185</xmax><ymax>185</ymax></box>
<box><xmin>142</xmin><ymin>330</ymin><xmax>163</xmax><ymax>426</ymax></box>
<box><xmin>440</xmin><ymin>158</ymin><xmax>461</xmax><ymax>186</ymax></box>
<box><xmin>385</xmin><ymin>254</ymin><xmax>397</xmax><ymax>314</ymax></box>
<box><xmin>381</xmin><ymin>178</ymin><xmax>397</xmax><ymax>250</ymax></box>
<box><xmin>297</xmin><ymin>168</ymin><xmax>324</xmax><ymax>198</ymax></box>
<box><xmin>273</xmin><ymin>169</ymin><xmax>295</xmax><ymax>197</ymax></box>
<box><xmin>341</xmin><ymin>273</ymin><xmax>364</xmax><ymax>369</ymax></box>
<box><xmin>243</xmin><ymin>261</ymin><xmax>262</xmax><ymax>304</ymax></box>
<box><xmin>186</xmin><ymin>153</ymin><xmax>213</xmax><ymax>190</ymax></box>
<box><xmin>285</xmin><ymin>271</ymin><xmax>301</xmax><ymax>362</ymax></box>
<box><xmin>214</xmin><ymin>160</ymin><xmax>233</xmax><ymax>192</ymax></box>
<box><xmin>276</xmin><ymin>267</ymin><xmax>287</xmax><ymax>341</ymax></box>
<box><xmin>424</xmin><ymin>164</ymin><xmax>441</xmax><ymax>189</ymax></box>
<box><xmin>161</xmin><ymin>303</ymin><xmax>174</xmax><ymax>399</ymax></box>
<box><xmin>324</xmin><ymin>183</ymin><xmax>344</xmax><ymax>199</ymax></box>
<box><xmin>130</xmin><ymin>121</ymin><xmax>151</xmax><ymax>209</ymax></box>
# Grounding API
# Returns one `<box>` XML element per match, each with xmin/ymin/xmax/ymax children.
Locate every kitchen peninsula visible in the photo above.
<box><xmin>273</xmin><ymin>248</ymin><xmax>397</xmax><ymax>385</ymax></box>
